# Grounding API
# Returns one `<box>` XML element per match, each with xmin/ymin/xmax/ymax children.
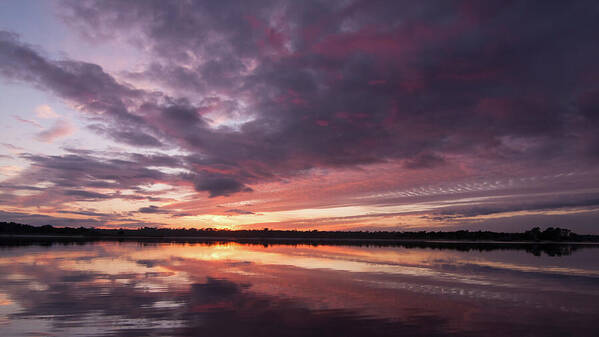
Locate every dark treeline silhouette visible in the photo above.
<box><xmin>0</xmin><ymin>236</ymin><xmax>593</xmax><ymax>257</ymax></box>
<box><xmin>1</xmin><ymin>221</ymin><xmax>598</xmax><ymax>242</ymax></box>
<box><xmin>2</xmin><ymin>222</ymin><xmax>599</xmax><ymax>256</ymax></box>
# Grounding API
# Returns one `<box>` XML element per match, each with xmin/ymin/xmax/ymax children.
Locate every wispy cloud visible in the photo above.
<box><xmin>13</xmin><ymin>115</ymin><xmax>42</xmax><ymax>128</ymax></box>
<box><xmin>36</xmin><ymin>119</ymin><xmax>75</xmax><ymax>143</ymax></box>
<box><xmin>1</xmin><ymin>143</ymin><xmax>24</xmax><ymax>154</ymax></box>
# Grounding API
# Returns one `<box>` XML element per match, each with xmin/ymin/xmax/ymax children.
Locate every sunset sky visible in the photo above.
<box><xmin>1</xmin><ymin>0</ymin><xmax>598</xmax><ymax>232</ymax></box>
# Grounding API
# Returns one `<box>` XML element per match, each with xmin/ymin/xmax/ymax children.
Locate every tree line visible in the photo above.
<box><xmin>1</xmin><ymin>221</ymin><xmax>597</xmax><ymax>242</ymax></box>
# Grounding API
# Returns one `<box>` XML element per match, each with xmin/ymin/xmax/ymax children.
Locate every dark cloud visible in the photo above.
<box><xmin>0</xmin><ymin>184</ymin><xmax>45</xmax><ymax>191</ymax></box>
<box><xmin>403</xmin><ymin>153</ymin><xmax>446</xmax><ymax>169</ymax></box>
<box><xmin>429</xmin><ymin>195</ymin><xmax>599</xmax><ymax>221</ymax></box>
<box><xmin>54</xmin><ymin>0</ymin><xmax>599</xmax><ymax>173</ymax></box>
<box><xmin>0</xmin><ymin>151</ymin><xmax>182</xmax><ymax>208</ymax></box>
<box><xmin>56</xmin><ymin>209</ymin><xmax>111</xmax><ymax>217</ymax></box>
<box><xmin>17</xmin><ymin>153</ymin><xmax>168</xmax><ymax>189</ymax></box>
<box><xmin>138</xmin><ymin>205</ymin><xmax>171</xmax><ymax>214</ymax></box>
<box><xmin>88</xmin><ymin>124</ymin><xmax>162</xmax><ymax>147</ymax></box>
<box><xmin>1</xmin><ymin>0</ymin><xmax>599</xmax><ymax>208</ymax></box>
<box><xmin>0</xmin><ymin>210</ymin><xmax>103</xmax><ymax>227</ymax></box>
<box><xmin>63</xmin><ymin>189</ymin><xmax>111</xmax><ymax>200</ymax></box>
<box><xmin>225</xmin><ymin>209</ymin><xmax>255</xmax><ymax>215</ymax></box>
<box><xmin>193</xmin><ymin>175</ymin><xmax>253</xmax><ymax>198</ymax></box>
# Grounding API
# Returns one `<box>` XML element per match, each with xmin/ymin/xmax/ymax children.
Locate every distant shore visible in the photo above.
<box><xmin>2</xmin><ymin>230</ymin><xmax>599</xmax><ymax>257</ymax></box>
<box><xmin>2</xmin><ymin>221</ymin><xmax>598</xmax><ymax>243</ymax></box>
<box><xmin>2</xmin><ymin>233</ymin><xmax>599</xmax><ymax>245</ymax></box>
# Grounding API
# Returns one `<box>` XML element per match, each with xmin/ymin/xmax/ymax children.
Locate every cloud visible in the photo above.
<box><xmin>193</xmin><ymin>175</ymin><xmax>253</xmax><ymax>198</ymax></box>
<box><xmin>4</xmin><ymin>9</ymin><xmax>599</xmax><ymax>201</ymax></box>
<box><xmin>35</xmin><ymin>104</ymin><xmax>60</xmax><ymax>118</ymax></box>
<box><xmin>87</xmin><ymin>123</ymin><xmax>163</xmax><ymax>147</ymax></box>
<box><xmin>0</xmin><ymin>150</ymin><xmax>184</xmax><ymax>210</ymax></box>
<box><xmin>433</xmin><ymin>196</ymin><xmax>599</xmax><ymax>221</ymax></box>
<box><xmin>403</xmin><ymin>153</ymin><xmax>446</xmax><ymax>169</ymax></box>
<box><xmin>1</xmin><ymin>1</ymin><xmax>599</xmax><ymax>229</ymax></box>
<box><xmin>52</xmin><ymin>1</ymin><xmax>599</xmax><ymax>173</ymax></box>
<box><xmin>36</xmin><ymin>119</ymin><xmax>75</xmax><ymax>142</ymax></box>
<box><xmin>137</xmin><ymin>205</ymin><xmax>171</xmax><ymax>214</ymax></box>
<box><xmin>56</xmin><ymin>209</ymin><xmax>110</xmax><ymax>217</ymax></box>
<box><xmin>225</xmin><ymin>209</ymin><xmax>255</xmax><ymax>215</ymax></box>
<box><xmin>1</xmin><ymin>143</ymin><xmax>24</xmax><ymax>154</ymax></box>
<box><xmin>0</xmin><ymin>210</ymin><xmax>104</xmax><ymax>227</ymax></box>
<box><xmin>13</xmin><ymin>115</ymin><xmax>42</xmax><ymax>128</ymax></box>
<box><xmin>0</xmin><ymin>165</ymin><xmax>22</xmax><ymax>177</ymax></box>
<box><xmin>63</xmin><ymin>189</ymin><xmax>111</xmax><ymax>200</ymax></box>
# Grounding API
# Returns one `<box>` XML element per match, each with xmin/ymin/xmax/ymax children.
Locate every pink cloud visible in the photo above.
<box><xmin>13</xmin><ymin>115</ymin><xmax>42</xmax><ymax>128</ymax></box>
<box><xmin>36</xmin><ymin>119</ymin><xmax>75</xmax><ymax>143</ymax></box>
<box><xmin>35</xmin><ymin>104</ymin><xmax>60</xmax><ymax>119</ymax></box>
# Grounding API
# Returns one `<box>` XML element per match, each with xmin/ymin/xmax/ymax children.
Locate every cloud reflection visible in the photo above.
<box><xmin>0</xmin><ymin>241</ymin><xmax>598</xmax><ymax>336</ymax></box>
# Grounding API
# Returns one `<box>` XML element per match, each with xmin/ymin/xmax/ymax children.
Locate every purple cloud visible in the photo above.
<box><xmin>137</xmin><ymin>205</ymin><xmax>171</xmax><ymax>214</ymax></box>
<box><xmin>0</xmin><ymin>1</ymin><xmax>599</xmax><ymax>230</ymax></box>
<box><xmin>225</xmin><ymin>209</ymin><xmax>255</xmax><ymax>215</ymax></box>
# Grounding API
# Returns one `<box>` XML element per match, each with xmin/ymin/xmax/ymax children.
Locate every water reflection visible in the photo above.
<box><xmin>0</xmin><ymin>240</ymin><xmax>598</xmax><ymax>336</ymax></box>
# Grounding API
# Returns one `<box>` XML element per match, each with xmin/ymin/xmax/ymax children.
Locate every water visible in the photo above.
<box><xmin>0</xmin><ymin>240</ymin><xmax>598</xmax><ymax>336</ymax></box>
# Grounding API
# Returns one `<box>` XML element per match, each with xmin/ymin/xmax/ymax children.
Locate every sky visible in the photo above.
<box><xmin>0</xmin><ymin>0</ymin><xmax>598</xmax><ymax>233</ymax></box>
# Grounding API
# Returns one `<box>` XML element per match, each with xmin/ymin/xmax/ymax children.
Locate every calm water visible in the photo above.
<box><xmin>0</xmin><ymin>240</ymin><xmax>598</xmax><ymax>336</ymax></box>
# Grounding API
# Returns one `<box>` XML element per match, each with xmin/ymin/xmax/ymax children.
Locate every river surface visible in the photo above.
<box><xmin>0</xmin><ymin>240</ymin><xmax>598</xmax><ymax>336</ymax></box>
